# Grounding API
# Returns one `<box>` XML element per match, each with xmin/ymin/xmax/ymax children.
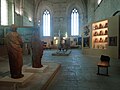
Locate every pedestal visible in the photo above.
<box><xmin>24</xmin><ymin>65</ymin><xmax>48</xmax><ymax>73</ymax></box>
<box><xmin>0</xmin><ymin>73</ymin><xmax>34</xmax><ymax>86</ymax></box>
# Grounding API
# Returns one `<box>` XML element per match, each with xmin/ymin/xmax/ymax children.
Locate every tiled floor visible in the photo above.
<box><xmin>0</xmin><ymin>49</ymin><xmax>120</xmax><ymax>90</ymax></box>
<box><xmin>43</xmin><ymin>49</ymin><xmax>120</xmax><ymax>90</ymax></box>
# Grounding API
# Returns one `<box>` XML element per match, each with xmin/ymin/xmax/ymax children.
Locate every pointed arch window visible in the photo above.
<box><xmin>71</xmin><ymin>8</ymin><xmax>79</xmax><ymax>36</ymax></box>
<box><xmin>43</xmin><ymin>10</ymin><xmax>50</xmax><ymax>36</ymax></box>
<box><xmin>12</xmin><ymin>2</ymin><xmax>14</xmax><ymax>24</ymax></box>
<box><xmin>1</xmin><ymin>0</ymin><xmax>8</xmax><ymax>25</ymax></box>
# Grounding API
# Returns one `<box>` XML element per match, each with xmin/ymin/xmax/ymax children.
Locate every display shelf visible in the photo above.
<box><xmin>92</xmin><ymin>20</ymin><xmax>108</xmax><ymax>49</ymax></box>
<box><xmin>92</xmin><ymin>28</ymin><xmax>108</xmax><ymax>36</ymax></box>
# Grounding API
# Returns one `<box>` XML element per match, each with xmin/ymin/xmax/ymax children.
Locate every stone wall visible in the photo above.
<box><xmin>23</xmin><ymin>0</ymin><xmax>34</xmax><ymax>26</ymax></box>
<box><xmin>35</xmin><ymin>0</ymin><xmax>87</xmax><ymax>37</ymax></box>
<box><xmin>87</xmin><ymin>0</ymin><xmax>120</xmax><ymax>23</ymax></box>
<box><xmin>6</xmin><ymin>0</ymin><xmax>35</xmax><ymax>26</ymax></box>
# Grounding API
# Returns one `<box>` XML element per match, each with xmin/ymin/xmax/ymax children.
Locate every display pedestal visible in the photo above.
<box><xmin>52</xmin><ymin>50</ymin><xmax>71</xmax><ymax>56</ymax></box>
<box><xmin>0</xmin><ymin>63</ymin><xmax>61</xmax><ymax>90</ymax></box>
<box><xmin>24</xmin><ymin>65</ymin><xmax>48</xmax><ymax>73</ymax></box>
<box><xmin>0</xmin><ymin>73</ymin><xmax>34</xmax><ymax>88</ymax></box>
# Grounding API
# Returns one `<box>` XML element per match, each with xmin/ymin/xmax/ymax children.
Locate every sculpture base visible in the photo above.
<box><xmin>0</xmin><ymin>73</ymin><xmax>34</xmax><ymax>86</ymax></box>
<box><xmin>52</xmin><ymin>50</ymin><xmax>71</xmax><ymax>56</ymax></box>
<box><xmin>24</xmin><ymin>65</ymin><xmax>48</xmax><ymax>73</ymax></box>
<box><xmin>0</xmin><ymin>63</ymin><xmax>61</xmax><ymax>90</ymax></box>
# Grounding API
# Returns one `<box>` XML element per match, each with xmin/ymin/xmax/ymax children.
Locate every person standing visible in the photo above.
<box><xmin>6</xmin><ymin>24</ymin><xmax>24</xmax><ymax>79</ymax></box>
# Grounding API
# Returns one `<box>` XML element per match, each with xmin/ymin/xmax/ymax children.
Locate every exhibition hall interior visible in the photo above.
<box><xmin>0</xmin><ymin>0</ymin><xmax>120</xmax><ymax>90</ymax></box>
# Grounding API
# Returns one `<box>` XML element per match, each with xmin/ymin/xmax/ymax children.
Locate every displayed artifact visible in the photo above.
<box><xmin>83</xmin><ymin>37</ymin><xmax>90</xmax><ymax>47</ymax></box>
<box><xmin>104</xmin><ymin>30</ymin><xmax>108</xmax><ymax>35</ymax></box>
<box><xmin>104</xmin><ymin>22</ymin><xmax>108</xmax><ymax>28</ymax></box>
<box><xmin>99</xmin><ymin>38</ymin><xmax>103</xmax><ymax>42</ymax></box>
<box><xmin>6</xmin><ymin>24</ymin><xmax>24</xmax><ymax>79</ymax></box>
<box><xmin>97</xmin><ymin>45</ymin><xmax>99</xmax><ymax>49</ymax></box>
<box><xmin>104</xmin><ymin>44</ymin><xmax>107</xmax><ymax>48</ymax></box>
<box><xmin>31</xmin><ymin>29</ymin><xmax>43</xmax><ymax>68</ymax></box>
<box><xmin>102</xmin><ymin>45</ymin><xmax>105</xmax><ymax>49</ymax></box>
<box><xmin>104</xmin><ymin>37</ymin><xmax>108</xmax><ymax>42</ymax></box>
<box><xmin>92</xmin><ymin>20</ymin><xmax>108</xmax><ymax>50</ymax></box>
<box><xmin>99</xmin><ymin>44</ymin><xmax>103</xmax><ymax>49</ymax></box>
<box><xmin>94</xmin><ymin>32</ymin><xmax>98</xmax><ymax>36</ymax></box>
<box><xmin>99</xmin><ymin>23</ymin><xmax>103</xmax><ymax>29</ymax></box>
<box><xmin>109</xmin><ymin>36</ymin><xmax>117</xmax><ymax>46</ymax></box>
<box><xmin>58</xmin><ymin>37</ymin><xmax>66</xmax><ymax>51</ymax></box>
<box><xmin>95</xmin><ymin>25</ymin><xmax>99</xmax><ymax>29</ymax></box>
<box><xmin>93</xmin><ymin>44</ymin><xmax>95</xmax><ymax>48</ymax></box>
<box><xmin>99</xmin><ymin>30</ymin><xmax>103</xmax><ymax>35</ymax></box>
<box><xmin>94</xmin><ymin>38</ymin><xmax>98</xmax><ymax>43</ymax></box>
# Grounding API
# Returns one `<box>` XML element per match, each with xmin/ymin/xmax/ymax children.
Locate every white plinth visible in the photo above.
<box><xmin>24</xmin><ymin>65</ymin><xmax>48</xmax><ymax>73</ymax></box>
<box><xmin>0</xmin><ymin>73</ymin><xmax>34</xmax><ymax>86</ymax></box>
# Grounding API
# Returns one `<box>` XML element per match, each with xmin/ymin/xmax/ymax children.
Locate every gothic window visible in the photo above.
<box><xmin>71</xmin><ymin>8</ymin><xmax>79</xmax><ymax>36</ymax></box>
<box><xmin>1</xmin><ymin>0</ymin><xmax>8</xmax><ymax>25</ymax></box>
<box><xmin>12</xmin><ymin>2</ymin><xmax>14</xmax><ymax>24</ymax></box>
<box><xmin>43</xmin><ymin>10</ymin><xmax>50</xmax><ymax>36</ymax></box>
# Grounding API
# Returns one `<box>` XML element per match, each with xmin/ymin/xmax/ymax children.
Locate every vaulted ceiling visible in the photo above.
<box><xmin>34</xmin><ymin>0</ymin><xmax>88</xmax><ymax>20</ymax></box>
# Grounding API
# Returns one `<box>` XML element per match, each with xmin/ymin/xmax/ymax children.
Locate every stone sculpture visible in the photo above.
<box><xmin>6</xmin><ymin>24</ymin><xmax>24</xmax><ymax>79</ymax></box>
<box><xmin>31</xmin><ymin>29</ymin><xmax>43</xmax><ymax>68</ymax></box>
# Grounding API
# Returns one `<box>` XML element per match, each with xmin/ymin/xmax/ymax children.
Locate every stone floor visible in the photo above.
<box><xmin>0</xmin><ymin>49</ymin><xmax>120</xmax><ymax>90</ymax></box>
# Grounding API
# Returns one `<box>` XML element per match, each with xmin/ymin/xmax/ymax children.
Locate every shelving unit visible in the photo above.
<box><xmin>82</xmin><ymin>16</ymin><xmax>119</xmax><ymax>58</ymax></box>
<box><xmin>92</xmin><ymin>20</ymin><xmax>108</xmax><ymax>49</ymax></box>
